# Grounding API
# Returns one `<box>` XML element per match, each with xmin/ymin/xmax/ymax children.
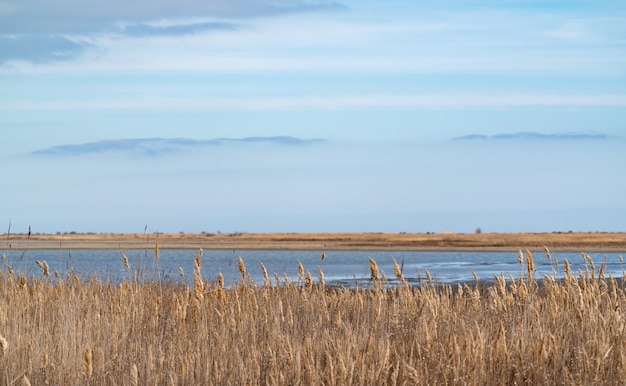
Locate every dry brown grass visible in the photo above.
<box><xmin>6</xmin><ymin>231</ymin><xmax>626</xmax><ymax>251</ymax></box>
<box><xmin>1</xmin><ymin>250</ymin><xmax>626</xmax><ymax>384</ymax></box>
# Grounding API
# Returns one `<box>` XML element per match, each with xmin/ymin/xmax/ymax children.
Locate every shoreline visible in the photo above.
<box><xmin>3</xmin><ymin>232</ymin><xmax>626</xmax><ymax>252</ymax></box>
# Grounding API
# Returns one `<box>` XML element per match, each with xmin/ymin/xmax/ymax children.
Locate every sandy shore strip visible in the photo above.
<box><xmin>2</xmin><ymin>232</ymin><xmax>626</xmax><ymax>251</ymax></box>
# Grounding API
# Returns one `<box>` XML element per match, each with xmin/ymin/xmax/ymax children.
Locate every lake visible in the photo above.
<box><xmin>3</xmin><ymin>248</ymin><xmax>625</xmax><ymax>287</ymax></box>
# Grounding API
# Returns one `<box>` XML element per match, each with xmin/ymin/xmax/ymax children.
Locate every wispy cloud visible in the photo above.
<box><xmin>0</xmin><ymin>0</ymin><xmax>345</xmax><ymax>64</ymax></box>
<box><xmin>32</xmin><ymin>136</ymin><xmax>324</xmax><ymax>156</ymax></box>
<box><xmin>0</xmin><ymin>0</ymin><xmax>346</xmax><ymax>35</ymax></box>
<box><xmin>0</xmin><ymin>35</ymin><xmax>92</xmax><ymax>64</ymax></box>
<box><xmin>452</xmin><ymin>132</ymin><xmax>617</xmax><ymax>141</ymax></box>
<box><xmin>121</xmin><ymin>21</ymin><xmax>242</xmax><ymax>37</ymax></box>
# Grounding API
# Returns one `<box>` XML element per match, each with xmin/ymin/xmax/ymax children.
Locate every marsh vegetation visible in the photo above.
<box><xmin>1</xmin><ymin>248</ymin><xmax>625</xmax><ymax>385</ymax></box>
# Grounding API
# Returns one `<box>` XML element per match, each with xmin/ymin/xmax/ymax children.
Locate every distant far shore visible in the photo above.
<box><xmin>2</xmin><ymin>231</ymin><xmax>626</xmax><ymax>251</ymax></box>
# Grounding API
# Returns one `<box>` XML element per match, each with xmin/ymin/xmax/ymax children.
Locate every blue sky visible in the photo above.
<box><xmin>1</xmin><ymin>0</ymin><xmax>625</xmax><ymax>234</ymax></box>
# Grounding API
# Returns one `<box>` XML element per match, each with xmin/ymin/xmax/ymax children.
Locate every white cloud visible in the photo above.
<box><xmin>1</xmin><ymin>0</ymin><xmax>624</xmax><ymax>76</ymax></box>
<box><xmin>0</xmin><ymin>0</ymin><xmax>346</xmax><ymax>64</ymax></box>
<box><xmin>3</xmin><ymin>6</ymin><xmax>624</xmax><ymax>76</ymax></box>
<box><xmin>0</xmin><ymin>0</ymin><xmax>346</xmax><ymax>34</ymax></box>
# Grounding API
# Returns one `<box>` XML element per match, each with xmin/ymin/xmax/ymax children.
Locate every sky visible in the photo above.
<box><xmin>1</xmin><ymin>0</ymin><xmax>625</xmax><ymax>234</ymax></box>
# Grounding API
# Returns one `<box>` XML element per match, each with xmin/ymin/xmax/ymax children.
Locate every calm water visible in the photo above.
<box><xmin>3</xmin><ymin>249</ymin><xmax>626</xmax><ymax>288</ymax></box>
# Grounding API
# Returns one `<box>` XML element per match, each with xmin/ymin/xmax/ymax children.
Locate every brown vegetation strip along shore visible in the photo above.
<box><xmin>4</xmin><ymin>232</ymin><xmax>626</xmax><ymax>251</ymax></box>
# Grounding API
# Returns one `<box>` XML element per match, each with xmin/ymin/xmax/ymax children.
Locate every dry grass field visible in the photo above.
<box><xmin>1</xmin><ymin>248</ymin><xmax>626</xmax><ymax>385</ymax></box>
<box><xmin>6</xmin><ymin>231</ymin><xmax>626</xmax><ymax>250</ymax></box>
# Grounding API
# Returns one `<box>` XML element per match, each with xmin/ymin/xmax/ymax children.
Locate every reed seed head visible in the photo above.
<box><xmin>120</xmin><ymin>249</ymin><xmax>130</xmax><ymax>271</ymax></box>
<box><xmin>84</xmin><ymin>346</ymin><xmax>93</xmax><ymax>378</ymax></box>
<box><xmin>260</xmin><ymin>262</ymin><xmax>269</xmax><ymax>285</ymax></box>
<box><xmin>42</xmin><ymin>348</ymin><xmax>49</xmax><ymax>367</ymax></box>
<box><xmin>392</xmin><ymin>258</ymin><xmax>404</xmax><ymax>282</ymax></box>
<box><xmin>425</xmin><ymin>268</ymin><xmax>432</xmax><ymax>283</ymax></box>
<box><xmin>238</xmin><ymin>257</ymin><xmax>246</xmax><ymax>278</ymax></box>
<box><xmin>131</xmin><ymin>363</ymin><xmax>139</xmax><ymax>386</ymax></box>
<box><xmin>305</xmin><ymin>271</ymin><xmax>312</xmax><ymax>291</ymax></box>
<box><xmin>369</xmin><ymin>257</ymin><xmax>379</xmax><ymax>281</ymax></box>
<box><xmin>298</xmin><ymin>261</ymin><xmax>304</xmax><ymax>277</ymax></box>
<box><xmin>526</xmin><ymin>249</ymin><xmax>535</xmax><ymax>275</ymax></box>
<box><xmin>0</xmin><ymin>333</ymin><xmax>7</xmax><ymax>358</ymax></box>
<box><xmin>193</xmin><ymin>273</ymin><xmax>204</xmax><ymax>301</ymax></box>
<box><xmin>543</xmin><ymin>245</ymin><xmax>552</xmax><ymax>260</ymax></box>
<box><xmin>194</xmin><ymin>253</ymin><xmax>201</xmax><ymax>272</ymax></box>
<box><xmin>334</xmin><ymin>310</ymin><xmax>342</xmax><ymax>329</ymax></box>
<box><xmin>216</xmin><ymin>272</ymin><xmax>226</xmax><ymax>303</ymax></box>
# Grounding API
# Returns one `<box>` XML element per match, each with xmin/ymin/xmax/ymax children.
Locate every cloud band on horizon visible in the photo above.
<box><xmin>32</xmin><ymin>136</ymin><xmax>325</xmax><ymax>156</ymax></box>
<box><xmin>452</xmin><ymin>132</ymin><xmax>617</xmax><ymax>141</ymax></box>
